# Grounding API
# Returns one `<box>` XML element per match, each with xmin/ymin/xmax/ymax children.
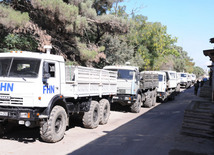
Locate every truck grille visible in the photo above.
<box><xmin>0</xmin><ymin>94</ymin><xmax>23</xmax><ymax>105</ymax></box>
<box><xmin>11</xmin><ymin>97</ymin><xmax>23</xmax><ymax>105</ymax></box>
<box><xmin>118</xmin><ymin>89</ymin><xmax>126</xmax><ymax>94</ymax></box>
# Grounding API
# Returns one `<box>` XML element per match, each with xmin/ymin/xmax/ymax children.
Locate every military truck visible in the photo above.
<box><xmin>0</xmin><ymin>49</ymin><xmax>117</xmax><ymax>143</ymax></box>
<box><xmin>103</xmin><ymin>65</ymin><xmax>158</xmax><ymax>113</ymax></box>
<box><xmin>151</xmin><ymin>71</ymin><xmax>177</xmax><ymax>102</ymax></box>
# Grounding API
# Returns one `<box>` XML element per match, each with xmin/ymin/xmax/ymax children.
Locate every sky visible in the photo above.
<box><xmin>119</xmin><ymin>0</ymin><xmax>214</xmax><ymax>71</ymax></box>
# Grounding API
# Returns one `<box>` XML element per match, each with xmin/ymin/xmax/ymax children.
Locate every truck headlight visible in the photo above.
<box><xmin>20</xmin><ymin>112</ymin><xmax>30</xmax><ymax>118</ymax></box>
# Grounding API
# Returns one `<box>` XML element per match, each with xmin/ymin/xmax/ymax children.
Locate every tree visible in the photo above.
<box><xmin>0</xmin><ymin>0</ymin><xmax>129</xmax><ymax>66</ymax></box>
<box><xmin>126</xmin><ymin>15</ymin><xmax>178</xmax><ymax>70</ymax></box>
<box><xmin>193</xmin><ymin>66</ymin><xmax>205</xmax><ymax>78</ymax></box>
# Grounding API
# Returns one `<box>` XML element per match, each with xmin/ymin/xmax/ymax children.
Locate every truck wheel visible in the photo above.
<box><xmin>130</xmin><ymin>94</ymin><xmax>141</xmax><ymax>113</ymax></box>
<box><xmin>83</xmin><ymin>101</ymin><xmax>100</xmax><ymax>129</ymax></box>
<box><xmin>99</xmin><ymin>99</ymin><xmax>110</xmax><ymax>125</ymax></box>
<box><xmin>40</xmin><ymin>106</ymin><xmax>67</xmax><ymax>143</ymax></box>
<box><xmin>152</xmin><ymin>91</ymin><xmax>157</xmax><ymax>106</ymax></box>
<box><xmin>144</xmin><ymin>92</ymin><xmax>152</xmax><ymax>108</ymax></box>
<box><xmin>0</xmin><ymin>124</ymin><xmax>4</xmax><ymax>135</ymax></box>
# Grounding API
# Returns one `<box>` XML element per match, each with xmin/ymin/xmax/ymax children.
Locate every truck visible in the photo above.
<box><xmin>103</xmin><ymin>65</ymin><xmax>158</xmax><ymax>112</ymax></box>
<box><xmin>179</xmin><ymin>72</ymin><xmax>189</xmax><ymax>88</ymax></box>
<box><xmin>0</xmin><ymin>49</ymin><xmax>117</xmax><ymax>143</ymax></box>
<box><xmin>187</xmin><ymin>73</ymin><xmax>193</xmax><ymax>87</ymax></box>
<box><xmin>176</xmin><ymin>72</ymin><xmax>181</xmax><ymax>93</ymax></box>
<box><xmin>151</xmin><ymin>70</ymin><xmax>177</xmax><ymax>102</ymax></box>
<box><xmin>191</xmin><ymin>73</ymin><xmax>196</xmax><ymax>84</ymax></box>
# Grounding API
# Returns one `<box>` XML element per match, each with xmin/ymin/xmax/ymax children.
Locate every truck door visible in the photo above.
<box><xmin>43</xmin><ymin>61</ymin><xmax>60</xmax><ymax>96</ymax></box>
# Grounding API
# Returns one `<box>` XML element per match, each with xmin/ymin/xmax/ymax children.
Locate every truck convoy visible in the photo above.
<box><xmin>103</xmin><ymin>65</ymin><xmax>159</xmax><ymax>112</ymax></box>
<box><xmin>179</xmin><ymin>72</ymin><xmax>196</xmax><ymax>88</ymax></box>
<box><xmin>0</xmin><ymin>50</ymin><xmax>117</xmax><ymax>142</ymax></box>
<box><xmin>0</xmin><ymin>49</ymin><xmax>196</xmax><ymax>143</ymax></box>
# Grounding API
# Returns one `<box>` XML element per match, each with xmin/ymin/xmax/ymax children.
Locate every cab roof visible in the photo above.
<box><xmin>0</xmin><ymin>51</ymin><xmax>64</xmax><ymax>62</ymax></box>
<box><xmin>104</xmin><ymin>65</ymin><xmax>139</xmax><ymax>71</ymax></box>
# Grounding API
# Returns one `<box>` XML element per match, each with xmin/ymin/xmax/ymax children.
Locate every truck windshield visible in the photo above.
<box><xmin>0</xmin><ymin>57</ymin><xmax>41</xmax><ymax>78</ymax></box>
<box><xmin>117</xmin><ymin>70</ymin><xmax>134</xmax><ymax>80</ymax></box>
<box><xmin>108</xmin><ymin>69</ymin><xmax>133</xmax><ymax>80</ymax></box>
<box><xmin>158</xmin><ymin>75</ymin><xmax>163</xmax><ymax>81</ymax></box>
<box><xmin>181</xmin><ymin>74</ymin><xmax>186</xmax><ymax>77</ymax></box>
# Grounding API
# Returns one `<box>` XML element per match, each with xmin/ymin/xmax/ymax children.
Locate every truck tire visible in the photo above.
<box><xmin>40</xmin><ymin>106</ymin><xmax>67</xmax><ymax>143</ymax></box>
<box><xmin>176</xmin><ymin>84</ymin><xmax>180</xmax><ymax>93</ymax></box>
<box><xmin>144</xmin><ymin>92</ymin><xmax>152</xmax><ymax>108</ymax></box>
<box><xmin>130</xmin><ymin>94</ymin><xmax>141</xmax><ymax>113</ymax></box>
<box><xmin>0</xmin><ymin>124</ymin><xmax>4</xmax><ymax>135</ymax></box>
<box><xmin>83</xmin><ymin>101</ymin><xmax>100</xmax><ymax>129</ymax></box>
<box><xmin>99</xmin><ymin>99</ymin><xmax>110</xmax><ymax>125</ymax></box>
<box><xmin>152</xmin><ymin>90</ymin><xmax>157</xmax><ymax>106</ymax></box>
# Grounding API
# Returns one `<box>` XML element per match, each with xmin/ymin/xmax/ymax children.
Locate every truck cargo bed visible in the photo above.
<box><xmin>140</xmin><ymin>71</ymin><xmax>159</xmax><ymax>90</ymax></box>
<box><xmin>62</xmin><ymin>66</ymin><xmax>117</xmax><ymax>98</ymax></box>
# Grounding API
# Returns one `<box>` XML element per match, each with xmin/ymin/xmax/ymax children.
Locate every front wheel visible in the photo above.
<box><xmin>40</xmin><ymin>106</ymin><xmax>67</xmax><ymax>143</ymax></box>
<box><xmin>130</xmin><ymin>94</ymin><xmax>142</xmax><ymax>113</ymax></box>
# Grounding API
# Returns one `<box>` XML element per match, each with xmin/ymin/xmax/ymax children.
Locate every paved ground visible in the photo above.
<box><xmin>0</xmin><ymin>87</ymin><xmax>213</xmax><ymax>155</ymax></box>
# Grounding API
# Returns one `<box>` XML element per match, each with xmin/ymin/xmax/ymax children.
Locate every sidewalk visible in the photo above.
<box><xmin>181</xmin><ymin>81</ymin><xmax>214</xmax><ymax>139</ymax></box>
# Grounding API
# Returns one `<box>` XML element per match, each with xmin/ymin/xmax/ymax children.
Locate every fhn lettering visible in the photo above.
<box><xmin>43</xmin><ymin>85</ymin><xmax>55</xmax><ymax>94</ymax></box>
<box><xmin>0</xmin><ymin>83</ymin><xmax>14</xmax><ymax>92</ymax></box>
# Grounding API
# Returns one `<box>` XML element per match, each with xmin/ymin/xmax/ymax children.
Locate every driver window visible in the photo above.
<box><xmin>48</xmin><ymin>63</ymin><xmax>55</xmax><ymax>78</ymax></box>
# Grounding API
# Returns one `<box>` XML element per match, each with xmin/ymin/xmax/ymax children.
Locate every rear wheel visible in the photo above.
<box><xmin>130</xmin><ymin>94</ymin><xmax>142</xmax><ymax>113</ymax></box>
<box><xmin>40</xmin><ymin>106</ymin><xmax>67</xmax><ymax>143</ymax></box>
<box><xmin>83</xmin><ymin>101</ymin><xmax>100</xmax><ymax>129</ymax></box>
<box><xmin>144</xmin><ymin>92</ymin><xmax>152</xmax><ymax>108</ymax></box>
<box><xmin>99</xmin><ymin>99</ymin><xmax>110</xmax><ymax>125</ymax></box>
<box><xmin>152</xmin><ymin>90</ymin><xmax>157</xmax><ymax>106</ymax></box>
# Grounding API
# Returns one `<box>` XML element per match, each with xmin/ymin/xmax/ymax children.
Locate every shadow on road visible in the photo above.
<box><xmin>0</xmin><ymin>114</ymin><xmax>86</xmax><ymax>143</ymax></box>
<box><xmin>68</xmin><ymin>87</ymin><xmax>214</xmax><ymax>155</ymax></box>
<box><xmin>68</xmin><ymin>97</ymin><xmax>188</xmax><ymax>155</ymax></box>
<box><xmin>0</xmin><ymin>126</ymin><xmax>40</xmax><ymax>143</ymax></box>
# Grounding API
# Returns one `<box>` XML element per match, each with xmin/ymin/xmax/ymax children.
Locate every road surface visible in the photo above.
<box><xmin>0</xmin><ymin>87</ymin><xmax>213</xmax><ymax>155</ymax></box>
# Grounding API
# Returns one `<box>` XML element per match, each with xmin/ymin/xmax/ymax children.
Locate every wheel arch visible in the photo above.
<box><xmin>42</xmin><ymin>95</ymin><xmax>68</xmax><ymax>117</ymax></box>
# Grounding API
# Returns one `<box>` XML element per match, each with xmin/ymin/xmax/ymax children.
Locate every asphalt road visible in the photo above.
<box><xmin>0</xmin><ymin>87</ymin><xmax>213</xmax><ymax>155</ymax></box>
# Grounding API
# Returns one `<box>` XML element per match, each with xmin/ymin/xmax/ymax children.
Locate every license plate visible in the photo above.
<box><xmin>0</xmin><ymin>111</ymin><xmax>8</xmax><ymax>116</ymax></box>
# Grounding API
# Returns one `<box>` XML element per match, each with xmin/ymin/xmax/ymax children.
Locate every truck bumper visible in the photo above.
<box><xmin>180</xmin><ymin>82</ymin><xmax>187</xmax><ymax>86</ymax></box>
<box><xmin>0</xmin><ymin>106</ymin><xmax>45</xmax><ymax>122</ymax></box>
<box><xmin>157</xmin><ymin>92</ymin><xmax>166</xmax><ymax>100</ymax></box>
<box><xmin>112</xmin><ymin>95</ymin><xmax>136</xmax><ymax>105</ymax></box>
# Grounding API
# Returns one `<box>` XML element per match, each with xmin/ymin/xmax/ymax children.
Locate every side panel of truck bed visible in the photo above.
<box><xmin>62</xmin><ymin>66</ymin><xmax>117</xmax><ymax>98</ymax></box>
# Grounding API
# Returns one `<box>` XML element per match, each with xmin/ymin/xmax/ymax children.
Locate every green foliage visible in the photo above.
<box><xmin>32</xmin><ymin>0</ymin><xmax>87</xmax><ymax>34</ymax></box>
<box><xmin>78</xmin><ymin>43</ymin><xmax>98</xmax><ymax>61</ymax></box>
<box><xmin>92</xmin><ymin>0</ymin><xmax>124</xmax><ymax>15</ymax></box>
<box><xmin>0</xmin><ymin>0</ymin><xmax>200</xmax><ymax>71</ymax></box>
<box><xmin>99</xmin><ymin>34</ymin><xmax>135</xmax><ymax>66</ymax></box>
<box><xmin>173</xmin><ymin>46</ymin><xmax>194</xmax><ymax>72</ymax></box>
<box><xmin>193</xmin><ymin>66</ymin><xmax>205</xmax><ymax>78</ymax></box>
<box><xmin>127</xmin><ymin>15</ymin><xmax>178</xmax><ymax>70</ymax></box>
<box><xmin>0</xmin><ymin>5</ymin><xmax>29</xmax><ymax>29</ymax></box>
<box><xmin>2</xmin><ymin>33</ymin><xmax>38</xmax><ymax>52</ymax></box>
